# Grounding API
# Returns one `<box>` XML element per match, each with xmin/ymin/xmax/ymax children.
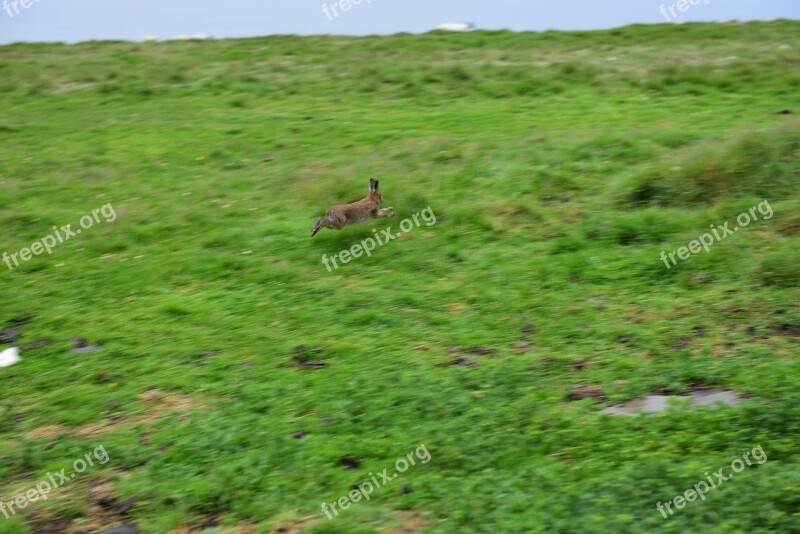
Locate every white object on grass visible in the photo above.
<box><xmin>0</xmin><ymin>347</ymin><xmax>20</xmax><ymax>368</ymax></box>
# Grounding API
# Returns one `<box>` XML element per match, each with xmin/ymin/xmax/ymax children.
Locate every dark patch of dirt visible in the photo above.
<box><xmin>30</xmin><ymin>483</ymin><xmax>140</xmax><ymax>534</ymax></box>
<box><xmin>6</xmin><ymin>316</ymin><xmax>34</xmax><ymax>327</ymax></box>
<box><xmin>72</xmin><ymin>338</ymin><xmax>103</xmax><ymax>354</ymax></box>
<box><xmin>292</xmin><ymin>345</ymin><xmax>327</xmax><ymax>369</ymax></box>
<box><xmin>94</xmin><ymin>373</ymin><xmax>121</xmax><ymax>384</ymax></box>
<box><xmin>511</xmin><ymin>340</ymin><xmax>537</xmax><ymax>353</ymax></box>
<box><xmin>339</xmin><ymin>457</ymin><xmax>361</xmax><ymax>469</ymax></box>
<box><xmin>292</xmin><ymin>430</ymin><xmax>309</xmax><ymax>439</ymax></box>
<box><xmin>692</xmin><ymin>325</ymin><xmax>707</xmax><ymax>337</ymax></box>
<box><xmin>118</xmin><ymin>500</ymin><xmax>136</xmax><ymax>515</ymax></box>
<box><xmin>293</xmin><ymin>355</ymin><xmax>326</xmax><ymax>369</ymax></box>
<box><xmin>93</xmin><ymin>486</ymin><xmax>117</xmax><ymax>510</ymax></box>
<box><xmin>274</xmin><ymin>519</ymin><xmax>316</xmax><ymax>534</ymax></box>
<box><xmin>672</xmin><ymin>337</ymin><xmax>692</xmax><ymax>350</ymax></box>
<box><xmin>29</xmin><ymin>518</ymin><xmax>74</xmax><ymax>534</ymax></box>
<box><xmin>463</xmin><ymin>346</ymin><xmax>496</xmax><ymax>356</ymax></box>
<box><xmin>573</xmin><ymin>360</ymin><xmax>590</xmax><ymax>371</ymax></box>
<box><xmin>437</xmin><ymin>358</ymin><xmax>478</xmax><ymax>368</ymax></box>
<box><xmin>0</xmin><ymin>328</ymin><xmax>21</xmax><ymax>344</ymax></box>
<box><xmin>188</xmin><ymin>516</ymin><xmax>219</xmax><ymax>532</ymax></box>
<box><xmin>1</xmin><ymin>316</ymin><xmax>33</xmax><ymax>344</ymax></box>
<box><xmin>20</xmin><ymin>339</ymin><xmax>53</xmax><ymax>349</ymax></box>
<box><xmin>772</xmin><ymin>323</ymin><xmax>800</xmax><ymax>336</ymax></box>
<box><xmin>567</xmin><ymin>385</ymin><xmax>606</xmax><ymax>401</ymax></box>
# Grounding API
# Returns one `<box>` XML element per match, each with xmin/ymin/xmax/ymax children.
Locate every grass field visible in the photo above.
<box><xmin>0</xmin><ymin>20</ymin><xmax>799</xmax><ymax>533</ymax></box>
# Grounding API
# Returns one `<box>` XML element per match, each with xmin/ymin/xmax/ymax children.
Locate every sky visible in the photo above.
<box><xmin>0</xmin><ymin>0</ymin><xmax>798</xmax><ymax>45</ymax></box>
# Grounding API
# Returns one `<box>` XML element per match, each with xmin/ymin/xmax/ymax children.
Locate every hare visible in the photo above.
<box><xmin>310</xmin><ymin>179</ymin><xmax>395</xmax><ymax>237</ymax></box>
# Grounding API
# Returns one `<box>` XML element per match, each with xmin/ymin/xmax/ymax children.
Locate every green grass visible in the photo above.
<box><xmin>0</xmin><ymin>20</ymin><xmax>799</xmax><ymax>533</ymax></box>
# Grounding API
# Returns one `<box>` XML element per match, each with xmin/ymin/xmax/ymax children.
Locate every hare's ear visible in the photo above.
<box><xmin>369</xmin><ymin>179</ymin><xmax>379</xmax><ymax>193</ymax></box>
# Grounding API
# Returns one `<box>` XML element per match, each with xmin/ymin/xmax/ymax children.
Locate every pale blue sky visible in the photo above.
<box><xmin>0</xmin><ymin>0</ymin><xmax>798</xmax><ymax>45</ymax></box>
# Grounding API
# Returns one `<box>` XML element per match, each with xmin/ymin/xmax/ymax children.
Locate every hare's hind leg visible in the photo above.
<box><xmin>327</xmin><ymin>211</ymin><xmax>347</xmax><ymax>230</ymax></box>
<box><xmin>311</xmin><ymin>211</ymin><xmax>347</xmax><ymax>237</ymax></box>
<box><xmin>310</xmin><ymin>218</ymin><xmax>325</xmax><ymax>237</ymax></box>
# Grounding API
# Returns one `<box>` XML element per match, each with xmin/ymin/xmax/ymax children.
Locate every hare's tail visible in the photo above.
<box><xmin>310</xmin><ymin>218</ymin><xmax>325</xmax><ymax>237</ymax></box>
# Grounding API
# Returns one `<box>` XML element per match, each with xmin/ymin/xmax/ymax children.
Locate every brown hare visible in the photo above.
<box><xmin>310</xmin><ymin>179</ymin><xmax>395</xmax><ymax>237</ymax></box>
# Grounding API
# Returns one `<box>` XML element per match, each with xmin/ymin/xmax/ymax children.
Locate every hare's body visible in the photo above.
<box><xmin>311</xmin><ymin>179</ymin><xmax>394</xmax><ymax>237</ymax></box>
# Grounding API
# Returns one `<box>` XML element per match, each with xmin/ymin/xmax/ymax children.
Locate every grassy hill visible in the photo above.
<box><xmin>0</xmin><ymin>20</ymin><xmax>799</xmax><ymax>533</ymax></box>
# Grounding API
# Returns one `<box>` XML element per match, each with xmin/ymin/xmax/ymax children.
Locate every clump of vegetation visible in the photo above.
<box><xmin>756</xmin><ymin>245</ymin><xmax>800</xmax><ymax>287</ymax></box>
<box><xmin>613</xmin><ymin>123</ymin><xmax>800</xmax><ymax>207</ymax></box>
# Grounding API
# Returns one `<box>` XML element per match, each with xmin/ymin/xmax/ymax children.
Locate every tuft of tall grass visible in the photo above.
<box><xmin>612</xmin><ymin>123</ymin><xmax>800</xmax><ymax>207</ymax></box>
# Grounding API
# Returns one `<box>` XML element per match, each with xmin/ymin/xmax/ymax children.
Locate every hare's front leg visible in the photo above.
<box><xmin>377</xmin><ymin>207</ymin><xmax>395</xmax><ymax>218</ymax></box>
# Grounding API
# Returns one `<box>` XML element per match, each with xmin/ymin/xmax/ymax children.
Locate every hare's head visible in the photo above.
<box><xmin>368</xmin><ymin>178</ymin><xmax>384</xmax><ymax>204</ymax></box>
